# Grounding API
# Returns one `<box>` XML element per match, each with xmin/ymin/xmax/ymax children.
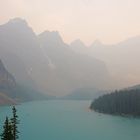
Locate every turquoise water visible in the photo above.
<box><xmin>0</xmin><ymin>100</ymin><xmax>140</xmax><ymax>140</ymax></box>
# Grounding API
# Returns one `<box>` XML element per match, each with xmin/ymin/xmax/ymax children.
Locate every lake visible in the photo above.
<box><xmin>0</xmin><ymin>100</ymin><xmax>140</xmax><ymax>140</ymax></box>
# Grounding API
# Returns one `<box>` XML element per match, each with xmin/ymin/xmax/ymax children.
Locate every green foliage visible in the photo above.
<box><xmin>90</xmin><ymin>89</ymin><xmax>140</xmax><ymax>116</ymax></box>
<box><xmin>10</xmin><ymin>106</ymin><xmax>19</xmax><ymax>140</ymax></box>
<box><xmin>0</xmin><ymin>106</ymin><xmax>19</xmax><ymax>140</ymax></box>
<box><xmin>0</xmin><ymin>117</ymin><xmax>13</xmax><ymax>140</ymax></box>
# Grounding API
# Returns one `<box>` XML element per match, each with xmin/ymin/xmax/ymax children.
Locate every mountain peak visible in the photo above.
<box><xmin>7</xmin><ymin>18</ymin><xmax>28</xmax><ymax>26</ymax></box>
<box><xmin>91</xmin><ymin>39</ymin><xmax>103</xmax><ymax>47</ymax></box>
<box><xmin>39</xmin><ymin>30</ymin><xmax>64</xmax><ymax>44</ymax></box>
<box><xmin>0</xmin><ymin>18</ymin><xmax>36</xmax><ymax>39</ymax></box>
<box><xmin>70</xmin><ymin>39</ymin><xmax>86</xmax><ymax>47</ymax></box>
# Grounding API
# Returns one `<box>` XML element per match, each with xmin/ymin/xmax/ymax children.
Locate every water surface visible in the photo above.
<box><xmin>0</xmin><ymin>100</ymin><xmax>140</xmax><ymax>140</ymax></box>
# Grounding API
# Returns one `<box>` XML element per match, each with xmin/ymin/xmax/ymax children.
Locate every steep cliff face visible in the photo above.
<box><xmin>0</xmin><ymin>59</ymin><xmax>53</xmax><ymax>103</ymax></box>
<box><xmin>0</xmin><ymin>60</ymin><xmax>16</xmax><ymax>105</ymax></box>
<box><xmin>0</xmin><ymin>60</ymin><xmax>16</xmax><ymax>90</ymax></box>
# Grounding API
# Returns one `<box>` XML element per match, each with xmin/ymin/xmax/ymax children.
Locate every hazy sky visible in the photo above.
<box><xmin>0</xmin><ymin>0</ymin><xmax>140</xmax><ymax>45</ymax></box>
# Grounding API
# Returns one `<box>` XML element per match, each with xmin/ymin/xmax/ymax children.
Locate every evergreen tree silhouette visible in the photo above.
<box><xmin>0</xmin><ymin>117</ymin><xmax>13</xmax><ymax>140</ymax></box>
<box><xmin>11</xmin><ymin>106</ymin><xmax>19</xmax><ymax>140</ymax></box>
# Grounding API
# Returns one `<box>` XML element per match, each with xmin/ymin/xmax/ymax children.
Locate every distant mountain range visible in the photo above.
<box><xmin>70</xmin><ymin>36</ymin><xmax>140</xmax><ymax>89</ymax></box>
<box><xmin>0</xmin><ymin>18</ymin><xmax>111</xmax><ymax>97</ymax></box>
<box><xmin>1</xmin><ymin>18</ymin><xmax>140</xmax><ymax>103</ymax></box>
<box><xmin>39</xmin><ymin>31</ymin><xmax>111</xmax><ymax>95</ymax></box>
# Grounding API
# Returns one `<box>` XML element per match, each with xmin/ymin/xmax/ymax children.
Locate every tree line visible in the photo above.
<box><xmin>0</xmin><ymin>106</ymin><xmax>19</xmax><ymax>140</ymax></box>
<box><xmin>90</xmin><ymin>89</ymin><xmax>140</xmax><ymax>116</ymax></box>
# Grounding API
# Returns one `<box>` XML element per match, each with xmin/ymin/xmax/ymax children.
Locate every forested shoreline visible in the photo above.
<box><xmin>90</xmin><ymin>89</ymin><xmax>140</xmax><ymax>116</ymax></box>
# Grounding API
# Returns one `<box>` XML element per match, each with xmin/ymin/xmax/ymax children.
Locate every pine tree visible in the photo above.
<box><xmin>11</xmin><ymin>106</ymin><xmax>19</xmax><ymax>140</ymax></box>
<box><xmin>0</xmin><ymin>117</ymin><xmax>13</xmax><ymax>140</ymax></box>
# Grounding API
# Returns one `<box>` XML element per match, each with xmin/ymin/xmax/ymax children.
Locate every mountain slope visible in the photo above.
<box><xmin>0</xmin><ymin>18</ymin><xmax>112</xmax><ymax>96</ymax></box>
<box><xmin>0</xmin><ymin>59</ymin><xmax>53</xmax><ymax>103</ymax></box>
<box><xmin>39</xmin><ymin>31</ymin><xmax>111</xmax><ymax>95</ymax></box>
<box><xmin>70</xmin><ymin>36</ymin><xmax>140</xmax><ymax>89</ymax></box>
<box><xmin>0</xmin><ymin>18</ymin><xmax>50</xmax><ymax>92</ymax></box>
<box><xmin>0</xmin><ymin>59</ymin><xmax>17</xmax><ymax>105</ymax></box>
<box><xmin>0</xmin><ymin>59</ymin><xmax>16</xmax><ymax>90</ymax></box>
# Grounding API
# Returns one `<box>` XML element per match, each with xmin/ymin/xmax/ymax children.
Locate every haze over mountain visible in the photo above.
<box><xmin>0</xmin><ymin>60</ymin><xmax>16</xmax><ymax>90</ymax></box>
<box><xmin>59</xmin><ymin>88</ymin><xmax>107</xmax><ymax>100</ymax></box>
<box><xmin>71</xmin><ymin>37</ymin><xmax>140</xmax><ymax>89</ymax></box>
<box><xmin>0</xmin><ymin>18</ymin><xmax>50</xmax><ymax>90</ymax></box>
<box><xmin>39</xmin><ymin>31</ymin><xmax>111</xmax><ymax>95</ymax></box>
<box><xmin>0</xmin><ymin>58</ymin><xmax>51</xmax><ymax>104</ymax></box>
<box><xmin>0</xmin><ymin>59</ymin><xmax>17</xmax><ymax>105</ymax></box>
<box><xmin>0</xmin><ymin>59</ymin><xmax>16</xmax><ymax>102</ymax></box>
<box><xmin>0</xmin><ymin>18</ymin><xmax>112</xmax><ymax>96</ymax></box>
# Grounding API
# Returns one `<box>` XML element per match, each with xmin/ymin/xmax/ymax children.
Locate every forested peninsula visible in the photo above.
<box><xmin>90</xmin><ymin>89</ymin><xmax>140</xmax><ymax>116</ymax></box>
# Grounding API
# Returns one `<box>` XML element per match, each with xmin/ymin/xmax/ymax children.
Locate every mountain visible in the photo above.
<box><xmin>0</xmin><ymin>18</ymin><xmax>52</xmax><ymax>96</ymax></box>
<box><xmin>0</xmin><ymin>59</ymin><xmax>16</xmax><ymax>105</ymax></box>
<box><xmin>39</xmin><ymin>31</ymin><xmax>111</xmax><ymax>95</ymax></box>
<box><xmin>1</xmin><ymin>18</ymin><xmax>140</xmax><ymax>96</ymax></box>
<box><xmin>0</xmin><ymin>18</ymin><xmax>112</xmax><ymax>96</ymax></box>
<box><xmin>0</xmin><ymin>60</ymin><xmax>16</xmax><ymax>90</ymax></box>
<box><xmin>70</xmin><ymin>36</ymin><xmax>140</xmax><ymax>89</ymax></box>
<box><xmin>90</xmin><ymin>36</ymin><xmax>140</xmax><ymax>88</ymax></box>
<box><xmin>70</xmin><ymin>39</ymin><xmax>88</xmax><ymax>54</ymax></box>
<box><xmin>0</xmin><ymin>58</ymin><xmax>52</xmax><ymax>104</ymax></box>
